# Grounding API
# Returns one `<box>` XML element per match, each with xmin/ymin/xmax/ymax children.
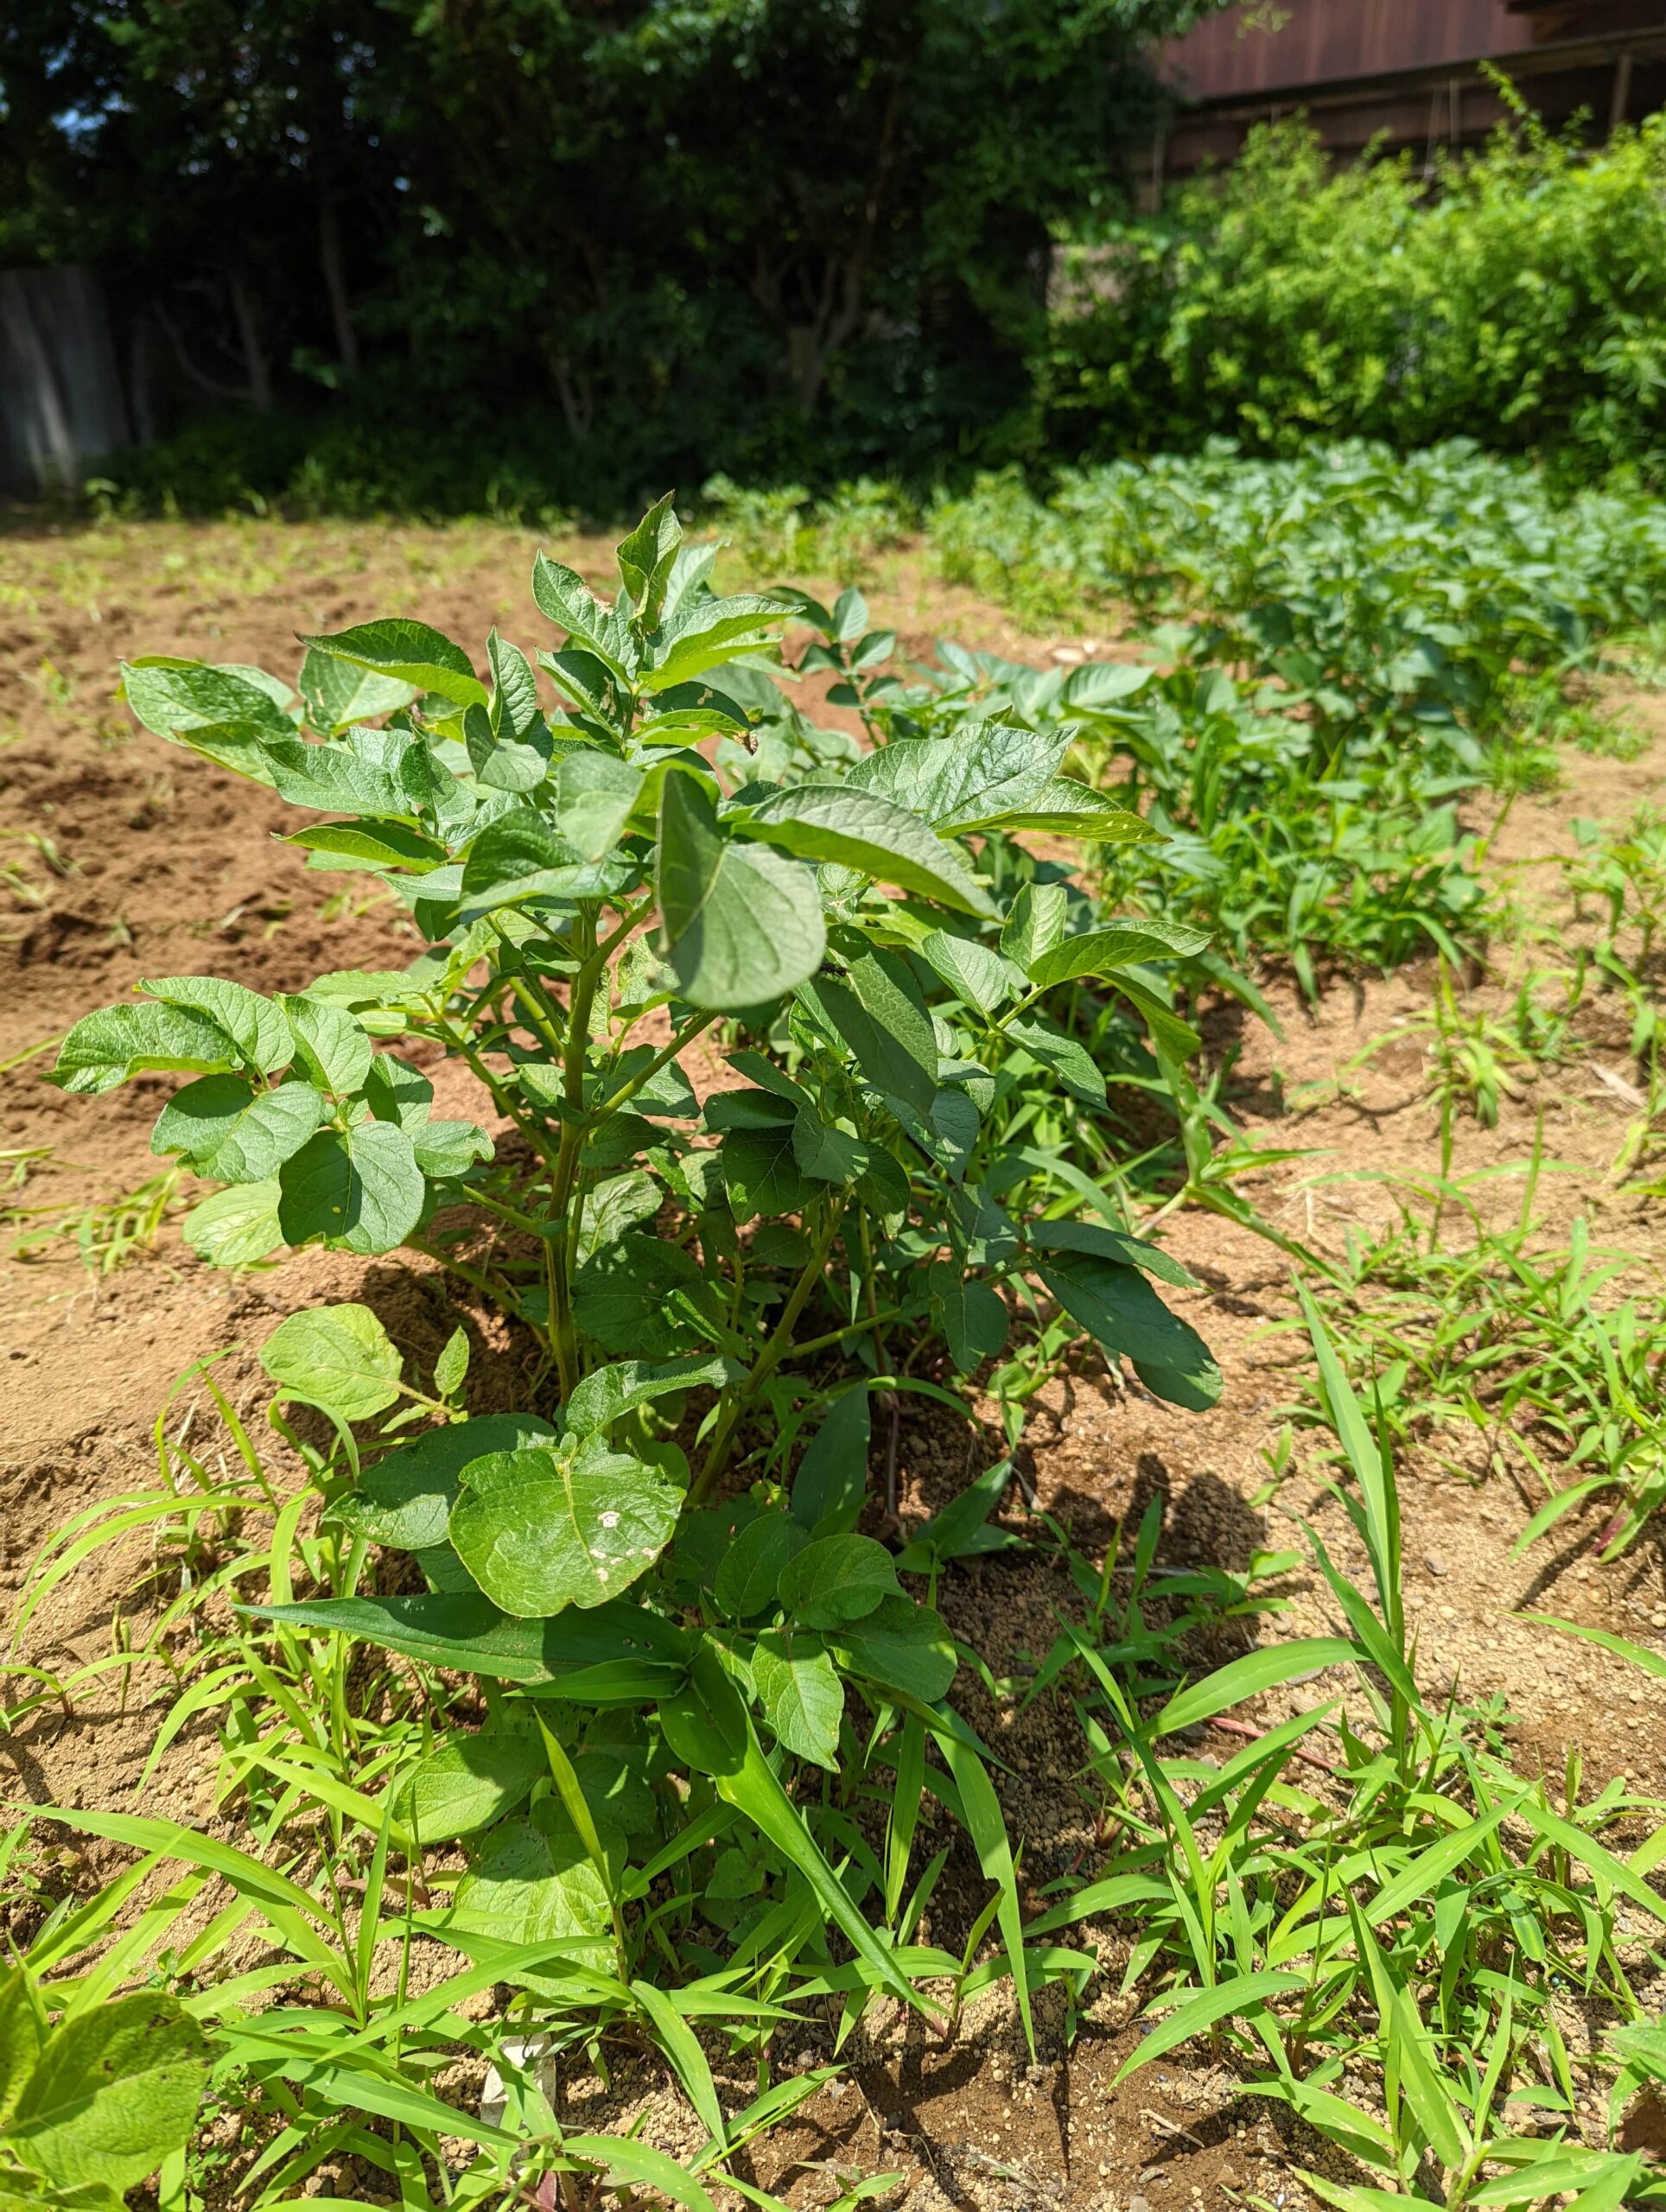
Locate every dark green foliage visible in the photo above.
<box><xmin>925</xmin><ymin>442</ymin><xmax>1666</xmax><ymax>991</ymax></box>
<box><xmin>1043</xmin><ymin>111</ymin><xmax>1666</xmax><ymax>482</ymax></box>
<box><xmin>3</xmin><ymin>0</ymin><xmax>1213</xmax><ymax>505</ymax></box>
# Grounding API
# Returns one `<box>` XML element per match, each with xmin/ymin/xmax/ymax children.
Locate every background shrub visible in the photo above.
<box><xmin>1043</xmin><ymin>106</ymin><xmax>1666</xmax><ymax>483</ymax></box>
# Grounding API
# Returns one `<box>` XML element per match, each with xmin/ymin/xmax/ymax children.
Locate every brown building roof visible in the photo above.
<box><xmin>1154</xmin><ymin>0</ymin><xmax>1666</xmax><ymax>180</ymax></box>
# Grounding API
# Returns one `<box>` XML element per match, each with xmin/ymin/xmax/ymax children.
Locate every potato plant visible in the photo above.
<box><xmin>49</xmin><ymin>502</ymin><xmax>1221</xmax><ymax>2018</ymax></box>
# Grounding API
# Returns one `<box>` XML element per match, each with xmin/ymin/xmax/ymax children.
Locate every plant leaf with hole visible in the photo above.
<box><xmin>448</xmin><ymin>1440</ymin><xmax>681</xmax><ymax>1615</ymax></box>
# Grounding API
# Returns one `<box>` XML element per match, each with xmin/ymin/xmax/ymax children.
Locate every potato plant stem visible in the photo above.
<box><xmin>592</xmin><ymin>1010</ymin><xmax>719</xmax><ymax>1121</ymax></box>
<box><xmin>548</xmin><ymin>908</ymin><xmax>601</xmax><ymax>1401</ymax></box>
<box><xmin>690</xmin><ymin>1198</ymin><xmax>847</xmax><ymax>1503</ymax></box>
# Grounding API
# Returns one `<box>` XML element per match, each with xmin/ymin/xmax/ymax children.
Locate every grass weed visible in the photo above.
<box><xmin>1297</xmin><ymin>1147</ymin><xmax>1666</xmax><ymax>1560</ymax></box>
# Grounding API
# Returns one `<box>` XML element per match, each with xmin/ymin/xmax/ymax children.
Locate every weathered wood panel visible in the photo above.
<box><xmin>0</xmin><ymin>267</ymin><xmax>132</xmax><ymax>495</ymax></box>
<box><xmin>1167</xmin><ymin>0</ymin><xmax>1547</xmax><ymax>103</ymax></box>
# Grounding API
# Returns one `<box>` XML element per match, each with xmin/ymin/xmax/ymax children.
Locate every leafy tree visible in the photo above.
<box><xmin>1</xmin><ymin>0</ymin><xmax>1221</xmax><ymax>487</ymax></box>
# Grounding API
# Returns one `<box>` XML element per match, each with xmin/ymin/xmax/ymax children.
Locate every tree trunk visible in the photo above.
<box><xmin>318</xmin><ymin>195</ymin><xmax>359</xmax><ymax>377</ymax></box>
<box><xmin>546</xmin><ymin>343</ymin><xmax>595</xmax><ymax>443</ymax></box>
<box><xmin>227</xmin><ymin>268</ymin><xmax>273</xmax><ymax>411</ymax></box>
<box><xmin>130</xmin><ymin>314</ymin><xmax>156</xmax><ymax>446</ymax></box>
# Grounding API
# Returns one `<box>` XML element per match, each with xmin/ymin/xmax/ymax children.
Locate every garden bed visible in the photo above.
<box><xmin>3</xmin><ymin>511</ymin><xmax>1666</xmax><ymax>2212</ymax></box>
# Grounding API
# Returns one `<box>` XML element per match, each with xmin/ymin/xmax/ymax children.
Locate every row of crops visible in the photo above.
<box><xmin>7</xmin><ymin>443</ymin><xmax>1666</xmax><ymax>2212</ymax></box>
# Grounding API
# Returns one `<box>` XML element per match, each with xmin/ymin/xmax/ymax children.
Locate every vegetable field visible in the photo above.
<box><xmin>3</xmin><ymin>450</ymin><xmax>1666</xmax><ymax>2212</ymax></box>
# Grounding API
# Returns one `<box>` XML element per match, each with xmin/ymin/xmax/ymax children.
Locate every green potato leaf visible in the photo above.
<box><xmin>616</xmin><ymin>493</ymin><xmax>683</xmax><ymax>629</ymax></box>
<box><xmin>335</xmin><ymin>1414</ymin><xmax>559</xmax><ymax>1550</ymax></box>
<box><xmin>790</xmin><ymin>1387</ymin><xmax>871</xmax><ymax>1536</ymax></box>
<box><xmin>982</xmin><ymin>778</ymin><xmax>1160</xmax><ymax>842</ymax></box>
<box><xmin>0</xmin><ymin>1963</ymin><xmax>45</xmax><ymax>2132</ymax></box>
<box><xmin>927</xmin><ymin>1262</ymin><xmax>1008</xmax><ymax>1372</ymax></box>
<box><xmin>298</xmin><ymin>645</ymin><xmax>418</xmax><ymax>734</ymax></box>
<box><xmin>450</xmin><ymin>1799</ymin><xmax>614</xmax><ymax>1945</ymax></box>
<box><xmin>465</xmin><ymin>700</ymin><xmax>552</xmax><ymax>795</ymax></box>
<box><xmin>249</xmin><ymin>1590</ymin><xmax>690</xmax><ymax>1689</ymax></box>
<box><xmin>299</xmin><ymin>619</ymin><xmax>487</xmax><ymax>710</ymax></box>
<box><xmin>1000</xmin><ymin>880</ymin><xmax>1068</xmax><ymax>972</ymax></box>
<box><xmin>658</xmin><ymin>1646</ymin><xmax>752</xmax><ymax>1779</ymax></box>
<box><xmin>531</xmin><ymin>554</ymin><xmax>639</xmax><ymax>683</ymax></box>
<box><xmin>8</xmin><ymin>1992</ymin><xmax>208</xmax><ymax>2196</ymax></box>
<box><xmin>123</xmin><ymin>657</ymin><xmax>295</xmax><ymax>742</ymax></box>
<box><xmin>139</xmin><ymin>976</ymin><xmax>292</xmax><ymax>1073</ymax></box>
<box><xmin>798</xmin><ymin>945</ymin><xmax>938</xmax><ymax>1119</ymax></box>
<box><xmin>830</xmin><ymin>1594</ymin><xmax>958</xmax><ymax>1704</ymax></box>
<box><xmin>563</xmin><ymin>1354</ymin><xmax>735</xmax><ymax>1440</ymax></box>
<box><xmin>1027</xmin><ymin>918</ymin><xmax>1211</xmax><ymax>988</ymax></box>
<box><xmin>555</xmin><ymin>751</ymin><xmax>645</xmax><ymax>861</ymax></box>
<box><xmin>277</xmin><ymin>1120</ymin><xmax>426</xmax><ymax>1255</ymax></box>
<box><xmin>778</xmin><ymin>1534</ymin><xmax>900</xmax><ymax>1630</ymax></box>
<box><xmin>658</xmin><ymin>772</ymin><xmax>826</xmax><ymax>1010</ymax></box>
<box><xmin>362</xmin><ymin>1054</ymin><xmax>433</xmax><ymax>1129</ymax></box>
<box><xmin>50</xmin><ymin>1001</ymin><xmax>239</xmax><ymax>1096</ymax></box>
<box><xmin>733</xmin><ymin>785</ymin><xmax>994</xmax><ymax>917</ymax></box>
<box><xmin>1027</xmin><ymin>1217</ymin><xmax>1199</xmax><ymax>1290</ymax></box>
<box><xmin>448</xmin><ymin>1439</ymin><xmax>681</xmax><ymax>1615</ymax></box>
<box><xmin>458</xmin><ymin>808</ymin><xmax>633</xmax><ymax>910</ymax></box>
<box><xmin>722</xmin><ymin>1122</ymin><xmax>814</xmax><ymax>1221</ymax></box>
<box><xmin>791</xmin><ymin>1107</ymin><xmax>868</xmax><ymax>1185</ymax></box>
<box><xmin>260</xmin><ymin>1300</ymin><xmax>404</xmax><ymax>1421</ymax></box>
<box><xmin>391</xmin><ymin>1722</ymin><xmax>547</xmax><ymax>1844</ymax></box>
<box><xmin>713</xmin><ymin>1513</ymin><xmax>811</xmax><ymax>1620</ymax></box>
<box><xmin>752</xmin><ymin>1629</ymin><xmax>843</xmax><ymax>1769</ymax></box>
<box><xmin>411</xmin><ymin>1119</ymin><xmax>494</xmax><ymax>1177</ymax></box>
<box><xmin>918</xmin><ymin>931</ymin><xmax>1021</xmax><ymax>1015</ymax></box>
<box><xmin>641</xmin><ymin>593</ymin><xmax>783</xmax><ymax>692</ymax></box>
<box><xmin>1003</xmin><ymin>1011</ymin><xmax>1107</xmax><ymax>1107</ymax></box>
<box><xmin>259</xmin><ymin>735</ymin><xmax>424</xmax><ymax>818</ymax></box>
<box><xmin>574</xmin><ymin>1171</ymin><xmax>662</xmax><ymax>1266</ymax></box>
<box><xmin>1036</xmin><ymin>1249</ymin><xmax>1222</xmax><ymax>1409</ymax></box>
<box><xmin>288</xmin><ymin>820</ymin><xmax>446</xmax><ymax>874</ymax></box>
<box><xmin>844</xmin><ymin>721</ymin><xmax>1068</xmax><ymax>831</ymax></box>
<box><xmin>281</xmin><ymin>995</ymin><xmax>374</xmax><ymax>1096</ymax></box>
<box><xmin>181</xmin><ymin>1179</ymin><xmax>284</xmax><ymax>1267</ymax></box>
<box><xmin>151</xmin><ymin>1073</ymin><xmax>324</xmax><ymax>1182</ymax></box>
<box><xmin>571</xmin><ymin>1231</ymin><xmax>713</xmax><ymax>1357</ymax></box>
<box><xmin>1103</xmin><ymin>971</ymin><xmax>1204</xmax><ymax>1061</ymax></box>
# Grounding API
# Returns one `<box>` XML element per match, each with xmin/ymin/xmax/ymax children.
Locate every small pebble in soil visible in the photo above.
<box><xmin>1424</xmin><ymin>1551</ymin><xmax>1447</xmax><ymax>1576</ymax></box>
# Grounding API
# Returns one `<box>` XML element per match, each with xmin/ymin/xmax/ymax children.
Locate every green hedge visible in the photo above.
<box><xmin>1041</xmin><ymin>107</ymin><xmax>1666</xmax><ymax>483</ymax></box>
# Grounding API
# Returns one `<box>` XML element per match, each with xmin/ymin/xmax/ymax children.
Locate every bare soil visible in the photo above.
<box><xmin>3</xmin><ymin>515</ymin><xmax>1664</xmax><ymax>2211</ymax></box>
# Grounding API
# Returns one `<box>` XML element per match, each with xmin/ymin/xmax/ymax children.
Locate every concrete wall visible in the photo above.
<box><xmin>0</xmin><ymin>267</ymin><xmax>133</xmax><ymax>495</ymax></box>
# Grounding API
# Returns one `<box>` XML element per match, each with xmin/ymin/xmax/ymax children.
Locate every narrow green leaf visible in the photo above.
<box><xmin>1115</xmin><ymin>1972</ymin><xmax>1301</xmax><ymax>2082</ymax></box>
<box><xmin>1151</xmin><ymin>1637</ymin><xmax>1359</xmax><ymax>1739</ymax></box>
<box><xmin>932</xmin><ymin>1726</ymin><xmax>1034</xmax><ymax>2058</ymax></box>
<box><xmin>715</xmin><ymin>1723</ymin><xmax>922</xmax><ymax>2016</ymax></box>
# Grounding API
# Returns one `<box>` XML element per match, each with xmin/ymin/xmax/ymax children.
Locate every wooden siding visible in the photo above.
<box><xmin>1167</xmin><ymin>0</ymin><xmax>1561</xmax><ymax>103</ymax></box>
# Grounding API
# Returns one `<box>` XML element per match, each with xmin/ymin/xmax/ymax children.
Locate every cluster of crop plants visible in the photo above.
<box><xmin>8</xmin><ymin>468</ymin><xmax>1666</xmax><ymax>2212</ymax></box>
